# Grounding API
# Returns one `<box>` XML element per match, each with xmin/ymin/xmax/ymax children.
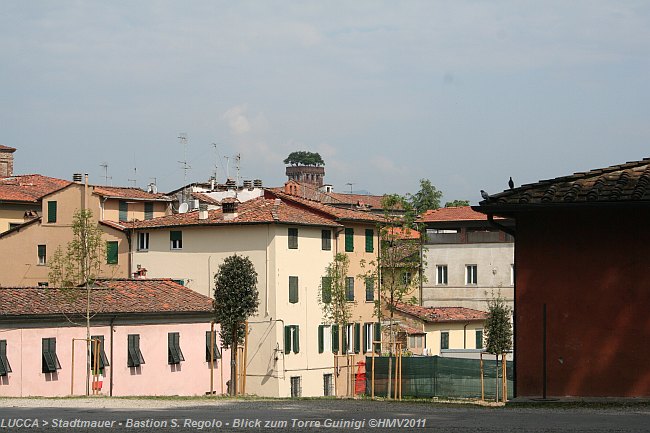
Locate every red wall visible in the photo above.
<box><xmin>515</xmin><ymin>207</ymin><xmax>650</xmax><ymax>397</ymax></box>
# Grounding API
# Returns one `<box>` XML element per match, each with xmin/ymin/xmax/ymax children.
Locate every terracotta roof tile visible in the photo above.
<box><xmin>395</xmin><ymin>302</ymin><xmax>487</xmax><ymax>323</ymax></box>
<box><xmin>0</xmin><ymin>145</ymin><xmax>16</xmax><ymax>152</ymax></box>
<box><xmin>269</xmin><ymin>183</ymin><xmax>394</xmax><ymax>210</ymax></box>
<box><xmin>478</xmin><ymin>157</ymin><xmax>650</xmax><ymax>210</ymax></box>
<box><xmin>0</xmin><ymin>174</ymin><xmax>72</xmax><ymax>203</ymax></box>
<box><xmin>418</xmin><ymin>206</ymin><xmax>503</xmax><ymax>222</ymax></box>
<box><xmin>397</xmin><ymin>323</ymin><xmax>426</xmax><ymax>335</ymax></box>
<box><xmin>125</xmin><ymin>197</ymin><xmax>341</xmax><ymax>229</ymax></box>
<box><xmin>0</xmin><ymin>279</ymin><xmax>213</xmax><ymax>317</ymax></box>
<box><xmin>387</xmin><ymin>227</ymin><xmax>421</xmax><ymax>240</ymax></box>
<box><xmin>93</xmin><ymin>186</ymin><xmax>172</xmax><ymax>201</ymax></box>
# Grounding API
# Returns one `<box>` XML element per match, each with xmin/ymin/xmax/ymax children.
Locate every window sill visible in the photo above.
<box><xmin>137</xmin><ymin>249</ymin><xmax>149</xmax><ymax>253</ymax></box>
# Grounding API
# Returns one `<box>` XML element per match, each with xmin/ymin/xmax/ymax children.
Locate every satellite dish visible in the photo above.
<box><xmin>179</xmin><ymin>203</ymin><xmax>189</xmax><ymax>214</ymax></box>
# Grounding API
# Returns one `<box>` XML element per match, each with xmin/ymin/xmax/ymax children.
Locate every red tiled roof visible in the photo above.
<box><xmin>0</xmin><ymin>174</ymin><xmax>72</xmax><ymax>203</ymax></box>
<box><xmin>328</xmin><ymin>192</ymin><xmax>387</xmax><ymax>209</ymax></box>
<box><xmin>397</xmin><ymin>323</ymin><xmax>426</xmax><ymax>335</ymax></box>
<box><xmin>99</xmin><ymin>220</ymin><xmax>128</xmax><ymax>232</ymax></box>
<box><xmin>0</xmin><ymin>145</ymin><xmax>16</xmax><ymax>152</ymax></box>
<box><xmin>387</xmin><ymin>227</ymin><xmax>421</xmax><ymax>240</ymax></box>
<box><xmin>124</xmin><ymin>197</ymin><xmax>341</xmax><ymax>229</ymax></box>
<box><xmin>93</xmin><ymin>186</ymin><xmax>172</xmax><ymax>201</ymax></box>
<box><xmin>0</xmin><ymin>279</ymin><xmax>213</xmax><ymax>318</ymax></box>
<box><xmin>418</xmin><ymin>206</ymin><xmax>502</xmax><ymax>223</ymax></box>
<box><xmin>267</xmin><ymin>190</ymin><xmax>386</xmax><ymax>223</ymax></box>
<box><xmin>192</xmin><ymin>192</ymin><xmax>221</xmax><ymax>206</ymax></box>
<box><xmin>270</xmin><ymin>182</ymin><xmax>395</xmax><ymax>210</ymax></box>
<box><xmin>394</xmin><ymin>302</ymin><xmax>487</xmax><ymax>323</ymax></box>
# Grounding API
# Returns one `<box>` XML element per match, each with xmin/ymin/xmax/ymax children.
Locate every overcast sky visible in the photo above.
<box><xmin>2</xmin><ymin>1</ymin><xmax>650</xmax><ymax>203</ymax></box>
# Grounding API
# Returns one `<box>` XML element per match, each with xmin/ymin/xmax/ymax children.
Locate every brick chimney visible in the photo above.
<box><xmin>0</xmin><ymin>145</ymin><xmax>16</xmax><ymax>177</ymax></box>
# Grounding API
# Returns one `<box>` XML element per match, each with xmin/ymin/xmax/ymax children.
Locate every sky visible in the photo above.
<box><xmin>2</xmin><ymin>1</ymin><xmax>650</xmax><ymax>204</ymax></box>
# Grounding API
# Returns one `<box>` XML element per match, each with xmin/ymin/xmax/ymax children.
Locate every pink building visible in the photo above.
<box><xmin>0</xmin><ymin>279</ymin><xmax>228</xmax><ymax>397</ymax></box>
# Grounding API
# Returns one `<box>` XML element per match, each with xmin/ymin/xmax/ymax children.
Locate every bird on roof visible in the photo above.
<box><xmin>480</xmin><ymin>190</ymin><xmax>490</xmax><ymax>200</ymax></box>
<box><xmin>508</xmin><ymin>177</ymin><xmax>514</xmax><ymax>189</ymax></box>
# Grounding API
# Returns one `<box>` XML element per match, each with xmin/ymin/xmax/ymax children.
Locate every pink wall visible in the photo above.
<box><xmin>0</xmin><ymin>320</ymin><xmax>230</xmax><ymax>397</ymax></box>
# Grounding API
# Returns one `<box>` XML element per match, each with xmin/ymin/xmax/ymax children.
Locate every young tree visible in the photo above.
<box><xmin>444</xmin><ymin>199</ymin><xmax>470</xmax><ymax>207</ymax></box>
<box><xmin>484</xmin><ymin>292</ymin><xmax>513</xmax><ymax>401</ymax></box>
<box><xmin>408</xmin><ymin>178</ymin><xmax>442</xmax><ymax>214</ymax></box>
<box><xmin>48</xmin><ymin>208</ymin><xmax>109</xmax><ymax>396</ymax></box>
<box><xmin>213</xmin><ymin>254</ymin><xmax>259</xmax><ymax>396</ymax></box>
<box><xmin>283</xmin><ymin>151</ymin><xmax>325</xmax><ymax>166</ymax></box>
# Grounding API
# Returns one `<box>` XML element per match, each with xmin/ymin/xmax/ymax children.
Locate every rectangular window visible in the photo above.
<box><xmin>284</xmin><ymin>325</ymin><xmax>300</xmax><ymax>354</ymax></box>
<box><xmin>119</xmin><ymin>200</ymin><xmax>128</xmax><ymax>222</ymax></box>
<box><xmin>363</xmin><ymin>323</ymin><xmax>374</xmax><ymax>353</ymax></box>
<box><xmin>170</xmin><ymin>231</ymin><xmax>183</xmax><ymax>250</ymax></box>
<box><xmin>323</xmin><ymin>373</ymin><xmax>333</xmax><ymax>396</ymax></box>
<box><xmin>290</xmin><ymin>376</ymin><xmax>302</xmax><ymax>398</ymax></box>
<box><xmin>206</xmin><ymin>331</ymin><xmax>221</xmax><ymax>362</ymax></box>
<box><xmin>374</xmin><ymin>322</ymin><xmax>382</xmax><ymax>353</ymax></box>
<box><xmin>466</xmin><ymin>265</ymin><xmax>478</xmax><ymax>285</ymax></box>
<box><xmin>106</xmin><ymin>241</ymin><xmax>118</xmax><ymax>264</ymax></box>
<box><xmin>440</xmin><ymin>331</ymin><xmax>450</xmax><ymax>350</ymax></box>
<box><xmin>90</xmin><ymin>335</ymin><xmax>109</xmax><ymax>374</ymax></box>
<box><xmin>365</xmin><ymin>278</ymin><xmax>375</xmax><ymax>302</ymax></box>
<box><xmin>144</xmin><ymin>202</ymin><xmax>154</xmax><ymax>220</ymax></box>
<box><xmin>318</xmin><ymin>324</ymin><xmax>332</xmax><ymax>354</ymax></box>
<box><xmin>138</xmin><ymin>232</ymin><xmax>149</xmax><ymax>251</ymax></box>
<box><xmin>47</xmin><ymin>201</ymin><xmax>57</xmax><ymax>223</ymax></box>
<box><xmin>408</xmin><ymin>335</ymin><xmax>423</xmax><ymax>349</ymax></box>
<box><xmin>345</xmin><ymin>228</ymin><xmax>354</xmax><ymax>252</ymax></box>
<box><xmin>402</xmin><ymin>272</ymin><xmax>412</xmax><ymax>285</ymax></box>
<box><xmin>0</xmin><ymin>340</ymin><xmax>11</xmax><ymax>376</ymax></box>
<box><xmin>289</xmin><ymin>276</ymin><xmax>299</xmax><ymax>304</ymax></box>
<box><xmin>436</xmin><ymin>265</ymin><xmax>448</xmax><ymax>285</ymax></box>
<box><xmin>167</xmin><ymin>332</ymin><xmax>185</xmax><ymax>365</ymax></box>
<box><xmin>332</xmin><ymin>325</ymin><xmax>339</xmax><ymax>353</ymax></box>
<box><xmin>345</xmin><ymin>324</ymin><xmax>356</xmax><ymax>354</ymax></box>
<box><xmin>475</xmin><ymin>329</ymin><xmax>484</xmax><ymax>350</ymax></box>
<box><xmin>345</xmin><ymin>277</ymin><xmax>355</xmax><ymax>301</ymax></box>
<box><xmin>42</xmin><ymin>338</ymin><xmax>61</xmax><ymax>373</ymax></box>
<box><xmin>37</xmin><ymin>245</ymin><xmax>46</xmax><ymax>265</ymax></box>
<box><xmin>321</xmin><ymin>229</ymin><xmax>331</xmax><ymax>251</ymax></box>
<box><xmin>288</xmin><ymin>228</ymin><xmax>298</xmax><ymax>249</ymax></box>
<box><xmin>321</xmin><ymin>277</ymin><xmax>332</xmax><ymax>304</ymax></box>
<box><xmin>127</xmin><ymin>334</ymin><xmax>145</xmax><ymax>367</ymax></box>
<box><xmin>365</xmin><ymin>229</ymin><xmax>374</xmax><ymax>252</ymax></box>
<box><xmin>38</xmin><ymin>282</ymin><xmax>49</xmax><ymax>287</ymax></box>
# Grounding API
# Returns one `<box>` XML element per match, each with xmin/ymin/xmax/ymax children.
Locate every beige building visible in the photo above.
<box><xmin>0</xmin><ymin>181</ymin><xmax>171</xmax><ymax>287</ymax></box>
<box><xmin>418</xmin><ymin>206</ymin><xmax>514</xmax><ymax>311</ymax></box>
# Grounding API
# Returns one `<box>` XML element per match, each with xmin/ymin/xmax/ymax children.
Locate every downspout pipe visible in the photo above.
<box><xmin>109</xmin><ymin>316</ymin><xmax>116</xmax><ymax>396</ymax></box>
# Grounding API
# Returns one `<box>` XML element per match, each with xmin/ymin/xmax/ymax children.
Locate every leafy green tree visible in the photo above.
<box><xmin>484</xmin><ymin>293</ymin><xmax>513</xmax><ymax>355</ymax></box>
<box><xmin>283</xmin><ymin>151</ymin><xmax>325</xmax><ymax>166</ymax></box>
<box><xmin>319</xmin><ymin>253</ymin><xmax>353</xmax><ymax>328</ymax></box>
<box><xmin>445</xmin><ymin>199</ymin><xmax>470</xmax><ymax>207</ymax></box>
<box><xmin>213</xmin><ymin>254</ymin><xmax>259</xmax><ymax>396</ymax></box>
<box><xmin>408</xmin><ymin>178</ymin><xmax>442</xmax><ymax>214</ymax></box>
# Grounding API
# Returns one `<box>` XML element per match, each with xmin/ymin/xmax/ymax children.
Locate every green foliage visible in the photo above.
<box><xmin>444</xmin><ymin>200</ymin><xmax>470</xmax><ymax>207</ymax></box>
<box><xmin>283</xmin><ymin>151</ymin><xmax>325</xmax><ymax>166</ymax></box>
<box><xmin>484</xmin><ymin>293</ymin><xmax>513</xmax><ymax>355</ymax></box>
<box><xmin>48</xmin><ymin>209</ymin><xmax>106</xmax><ymax>287</ymax></box>
<box><xmin>213</xmin><ymin>254</ymin><xmax>259</xmax><ymax>349</ymax></box>
<box><xmin>319</xmin><ymin>253</ymin><xmax>353</xmax><ymax>328</ymax></box>
<box><xmin>407</xmin><ymin>179</ymin><xmax>442</xmax><ymax>214</ymax></box>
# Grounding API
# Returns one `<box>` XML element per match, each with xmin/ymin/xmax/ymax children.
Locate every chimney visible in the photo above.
<box><xmin>253</xmin><ymin>179</ymin><xmax>263</xmax><ymax>188</ymax></box>
<box><xmin>133</xmin><ymin>265</ymin><xmax>148</xmax><ymax>279</ymax></box>
<box><xmin>222</xmin><ymin>198</ymin><xmax>239</xmax><ymax>221</ymax></box>
<box><xmin>198</xmin><ymin>204</ymin><xmax>209</xmax><ymax>220</ymax></box>
<box><xmin>0</xmin><ymin>145</ymin><xmax>16</xmax><ymax>177</ymax></box>
<box><xmin>243</xmin><ymin>180</ymin><xmax>252</xmax><ymax>189</ymax></box>
<box><xmin>72</xmin><ymin>173</ymin><xmax>83</xmax><ymax>183</ymax></box>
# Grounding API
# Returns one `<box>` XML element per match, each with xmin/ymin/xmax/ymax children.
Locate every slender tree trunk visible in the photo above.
<box><xmin>230</xmin><ymin>326</ymin><xmax>238</xmax><ymax>396</ymax></box>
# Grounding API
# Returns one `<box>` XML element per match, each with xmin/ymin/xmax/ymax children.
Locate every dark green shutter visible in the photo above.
<box><xmin>170</xmin><ymin>231</ymin><xmax>182</xmax><ymax>241</ymax></box>
<box><xmin>47</xmin><ymin>201</ymin><xmax>57</xmax><ymax>223</ymax></box>
<box><xmin>0</xmin><ymin>340</ymin><xmax>9</xmax><ymax>376</ymax></box>
<box><xmin>342</xmin><ymin>326</ymin><xmax>348</xmax><ymax>353</ymax></box>
<box><xmin>119</xmin><ymin>201</ymin><xmax>128</xmax><ymax>221</ymax></box>
<box><xmin>441</xmin><ymin>332</ymin><xmax>449</xmax><ymax>350</ymax></box>
<box><xmin>476</xmin><ymin>330</ymin><xmax>483</xmax><ymax>349</ymax></box>
<box><xmin>144</xmin><ymin>202</ymin><xmax>154</xmax><ymax>220</ymax></box>
<box><xmin>284</xmin><ymin>326</ymin><xmax>291</xmax><ymax>354</ymax></box>
<box><xmin>106</xmin><ymin>241</ymin><xmax>118</xmax><ymax>264</ymax></box>
<box><xmin>206</xmin><ymin>331</ymin><xmax>221</xmax><ymax>361</ymax></box>
<box><xmin>354</xmin><ymin>323</ymin><xmax>361</xmax><ymax>354</ymax></box>
<box><xmin>321</xmin><ymin>229</ymin><xmax>331</xmax><ymax>250</ymax></box>
<box><xmin>293</xmin><ymin>326</ymin><xmax>300</xmax><ymax>354</ymax></box>
<box><xmin>332</xmin><ymin>325</ymin><xmax>339</xmax><ymax>353</ymax></box>
<box><xmin>318</xmin><ymin>325</ymin><xmax>324</xmax><ymax>354</ymax></box>
<box><xmin>321</xmin><ymin>277</ymin><xmax>331</xmax><ymax>304</ymax></box>
<box><xmin>288</xmin><ymin>228</ymin><xmax>298</xmax><ymax>249</ymax></box>
<box><xmin>289</xmin><ymin>276</ymin><xmax>299</xmax><ymax>303</ymax></box>
<box><xmin>38</xmin><ymin>245</ymin><xmax>46</xmax><ymax>263</ymax></box>
<box><xmin>365</xmin><ymin>229</ymin><xmax>374</xmax><ymax>252</ymax></box>
<box><xmin>374</xmin><ymin>322</ymin><xmax>381</xmax><ymax>353</ymax></box>
<box><xmin>363</xmin><ymin>324</ymin><xmax>368</xmax><ymax>353</ymax></box>
<box><xmin>345</xmin><ymin>228</ymin><xmax>354</xmax><ymax>252</ymax></box>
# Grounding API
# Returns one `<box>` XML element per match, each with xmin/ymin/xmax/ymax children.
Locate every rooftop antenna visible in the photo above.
<box><xmin>224</xmin><ymin>156</ymin><xmax>230</xmax><ymax>181</ymax></box>
<box><xmin>178</xmin><ymin>133</ymin><xmax>191</xmax><ymax>183</ymax></box>
<box><xmin>100</xmin><ymin>162</ymin><xmax>112</xmax><ymax>186</ymax></box>
<box><xmin>212</xmin><ymin>143</ymin><xmax>221</xmax><ymax>184</ymax></box>
<box><xmin>128</xmin><ymin>153</ymin><xmax>137</xmax><ymax>187</ymax></box>
<box><xmin>235</xmin><ymin>153</ymin><xmax>241</xmax><ymax>187</ymax></box>
<box><xmin>346</xmin><ymin>182</ymin><xmax>354</xmax><ymax>193</ymax></box>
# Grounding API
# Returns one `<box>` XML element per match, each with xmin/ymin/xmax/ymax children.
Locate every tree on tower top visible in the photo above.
<box><xmin>283</xmin><ymin>151</ymin><xmax>325</xmax><ymax>167</ymax></box>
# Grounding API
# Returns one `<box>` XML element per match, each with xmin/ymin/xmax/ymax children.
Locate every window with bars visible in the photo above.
<box><xmin>144</xmin><ymin>202</ymin><xmax>154</xmax><ymax>220</ymax></box>
<box><xmin>284</xmin><ymin>325</ymin><xmax>300</xmax><ymax>354</ymax></box>
<box><xmin>106</xmin><ymin>241</ymin><xmax>118</xmax><ymax>264</ymax></box>
<box><xmin>288</xmin><ymin>228</ymin><xmax>298</xmax><ymax>249</ymax></box>
<box><xmin>345</xmin><ymin>228</ymin><xmax>354</xmax><ymax>252</ymax></box>
<box><xmin>205</xmin><ymin>331</ymin><xmax>221</xmax><ymax>362</ymax></box>
<box><xmin>37</xmin><ymin>245</ymin><xmax>46</xmax><ymax>265</ymax></box>
<box><xmin>365</xmin><ymin>277</ymin><xmax>374</xmax><ymax>302</ymax></box>
<box><xmin>440</xmin><ymin>331</ymin><xmax>450</xmax><ymax>350</ymax></box>
<box><xmin>323</xmin><ymin>374</ymin><xmax>333</xmax><ymax>397</ymax></box>
<box><xmin>170</xmin><ymin>231</ymin><xmax>183</xmax><ymax>250</ymax></box>
<box><xmin>290</xmin><ymin>376</ymin><xmax>302</xmax><ymax>398</ymax></box>
<box><xmin>0</xmin><ymin>340</ymin><xmax>11</xmax><ymax>376</ymax></box>
<box><xmin>90</xmin><ymin>335</ymin><xmax>109</xmax><ymax>374</ymax></box>
<box><xmin>168</xmin><ymin>332</ymin><xmax>185</xmax><ymax>365</ymax></box>
<box><xmin>365</xmin><ymin>229</ymin><xmax>374</xmax><ymax>253</ymax></box>
<box><xmin>138</xmin><ymin>232</ymin><xmax>149</xmax><ymax>251</ymax></box>
<box><xmin>289</xmin><ymin>276</ymin><xmax>299</xmax><ymax>303</ymax></box>
<box><xmin>127</xmin><ymin>334</ymin><xmax>145</xmax><ymax>367</ymax></box>
<box><xmin>321</xmin><ymin>277</ymin><xmax>332</xmax><ymax>304</ymax></box>
<box><xmin>42</xmin><ymin>338</ymin><xmax>61</xmax><ymax>373</ymax></box>
<box><xmin>436</xmin><ymin>265</ymin><xmax>448</xmax><ymax>285</ymax></box>
<box><xmin>321</xmin><ymin>229</ymin><xmax>331</xmax><ymax>251</ymax></box>
<box><xmin>345</xmin><ymin>277</ymin><xmax>355</xmax><ymax>301</ymax></box>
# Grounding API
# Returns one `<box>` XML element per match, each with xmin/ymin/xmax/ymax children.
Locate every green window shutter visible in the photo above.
<box><xmin>206</xmin><ymin>331</ymin><xmax>221</xmax><ymax>361</ymax></box>
<box><xmin>365</xmin><ymin>229</ymin><xmax>374</xmax><ymax>252</ymax></box>
<box><xmin>47</xmin><ymin>201</ymin><xmax>57</xmax><ymax>223</ymax></box>
<box><xmin>42</xmin><ymin>338</ymin><xmax>59</xmax><ymax>373</ymax></box>
<box><xmin>365</xmin><ymin>277</ymin><xmax>374</xmax><ymax>301</ymax></box>
<box><xmin>318</xmin><ymin>325</ymin><xmax>324</xmax><ymax>354</ymax></box>
<box><xmin>321</xmin><ymin>277</ymin><xmax>332</xmax><ymax>304</ymax></box>
<box><xmin>170</xmin><ymin>231</ymin><xmax>182</xmax><ymax>241</ymax></box>
<box><xmin>362</xmin><ymin>324</ymin><xmax>368</xmax><ymax>354</ymax></box>
<box><xmin>0</xmin><ymin>340</ymin><xmax>9</xmax><ymax>376</ymax></box>
<box><xmin>293</xmin><ymin>325</ymin><xmax>300</xmax><ymax>354</ymax></box>
<box><xmin>144</xmin><ymin>202</ymin><xmax>154</xmax><ymax>220</ymax></box>
<box><xmin>321</xmin><ymin>229</ymin><xmax>331</xmax><ymax>250</ymax></box>
<box><xmin>288</xmin><ymin>228</ymin><xmax>298</xmax><ymax>249</ymax></box>
<box><xmin>476</xmin><ymin>330</ymin><xmax>483</xmax><ymax>349</ymax></box>
<box><xmin>374</xmin><ymin>322</ymin><xmax>382</xmax><ymax>353</ymax></box>
<box><xmin>342</xmin><ymin>326</ymin><xmax>348</xmax><ymax>353</ymax></box>
<box><xmin>106</xmin><ymin>241</ymin><xmax>118</xmax><ymax>264</ymax></box>
<box><xmin>289</xmin><ymin>276</ymin><xmax>299</xmax><ymax>303</ymax></box>
<box><xmin>119</xmin><ymin>201</ymin><xmax>128</xmax><ymax>222</ymax></box>
<box><xmin>354</xmin><ymin>323</ymin><xmax>361</xmax><ymax>354</ymax></box>
<box><xmin>284</xmin><ymin>326</ymin><xmax>292</xmax><ymax>354</ymax></box>
<box><xmin>441</xmin><ymin>332</ymin><xmax>449</xmax><ymax>350</ymax></box>
<box><xmin>128</xmin><ymin>334</ymin><xmax>145</xmax><ymax>367</ymax></box>
<box><xmin>345</xmin><ymin>228</ymin><xmax>354</xmax><ymax>252</ymax></box>
<box><xmin>332</xmin><ymin>325</ymin><xmax>339</xmax><ymax>353</ymax></box>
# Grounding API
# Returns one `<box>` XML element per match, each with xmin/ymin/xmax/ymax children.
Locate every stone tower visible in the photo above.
<box><xmin>0</xmin><ymin>145</ymin><xmax>16</xmax><ymax>177</ymax></box>
<box><xmin>285</xmin><ymin>166</ymin><xmax>325</xmax><ymax>187</ymax></box>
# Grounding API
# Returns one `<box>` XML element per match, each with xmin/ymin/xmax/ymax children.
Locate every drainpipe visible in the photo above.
<box><xmin>109</xmin><ymin>316</ymin><xmax>116</xmax><ymax>396</ymax></box>
<box><xmin>463</xmin><ymin>322</ymin><xmax>469</xmax><ymax>349</ymax></box>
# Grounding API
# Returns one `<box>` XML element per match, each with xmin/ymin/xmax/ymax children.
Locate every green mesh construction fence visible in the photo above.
<box><xmin>365</xmin><ymin>356</ymin><xmax>513</xmax><ymax>400</ymax></box>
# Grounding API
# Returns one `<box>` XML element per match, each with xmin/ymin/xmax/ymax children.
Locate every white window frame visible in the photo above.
<box><xmin>465</xmin><ymin>264</ymin><xmax>478</xmax><ymax>285</ymax></box>
<box><xmin>170</xmin><ymin>231</ymin><xmax>183</xmax><ymax>250</ymax></box>
<box><xmin>346</xmin><ymin>324</ymin><xmax>354</xmax><ymax>354</ymax></box>
<box><xmin>436</xmin><ymin>265</ymin><xmax>448</xmax><ymax>285</ymax></box>
<box><xmin>364</xmin><ymin>323</ymin><xmax>373</xmax><ymax>353</ymax></box>
<box><xmin>138</xmin><ymin>232</ymin><xmax>150</xmax><ymax>251</ymax></box>
<box><xmin>323</xmin><ymin>325</ymin><xmax>332</xmax><ymax>354</ymax></box>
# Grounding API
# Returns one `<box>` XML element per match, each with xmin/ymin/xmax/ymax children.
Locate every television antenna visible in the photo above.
<box><xmin>178</xmin><ymin>133</ymin><xmax>191</xmax><ymax>182</ymax></box>
<box><xmin>99</xmin><ymin>162</ymin><xmax>112</xmax><ymax>186</ymax></box>
<box><xmin>128</xmin><ymin>153</ymin><xmax>137</xmax><ymax>187</ymax></box>
<box><xmin>346</xmin><ymin>182</ymin><xmax>354</xmax><ymax>193</ymax></box>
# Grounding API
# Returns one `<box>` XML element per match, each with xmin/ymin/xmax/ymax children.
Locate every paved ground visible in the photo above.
<box><xmin>0</xmin><ymin>398</ymin><xmax>649</xmax><ymax>432</ymax></box>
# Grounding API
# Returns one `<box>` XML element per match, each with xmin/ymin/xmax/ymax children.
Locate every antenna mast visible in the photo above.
<box><xmin>235</xmin><ymin>153</ymin><xmax>241</xmax><ymax>187</ymax></box>
<box><xmin>128</xmin><ymin>153</ymin><xmax>137</xmax><ymax>187</ymax></box>
<box><xmin>178</xmin><ymin>133</ymin><xmax>191</xmax><ymax>182</ymax></box>
<box><xmin>100</xmin><ymin>162</ymin><xmax>112</xmax><ymax>186</ymax></box>
<box><xmin>212</xmin><ymin>143</ymin><xmax>221</xmax><ymax>184</ymax></box>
